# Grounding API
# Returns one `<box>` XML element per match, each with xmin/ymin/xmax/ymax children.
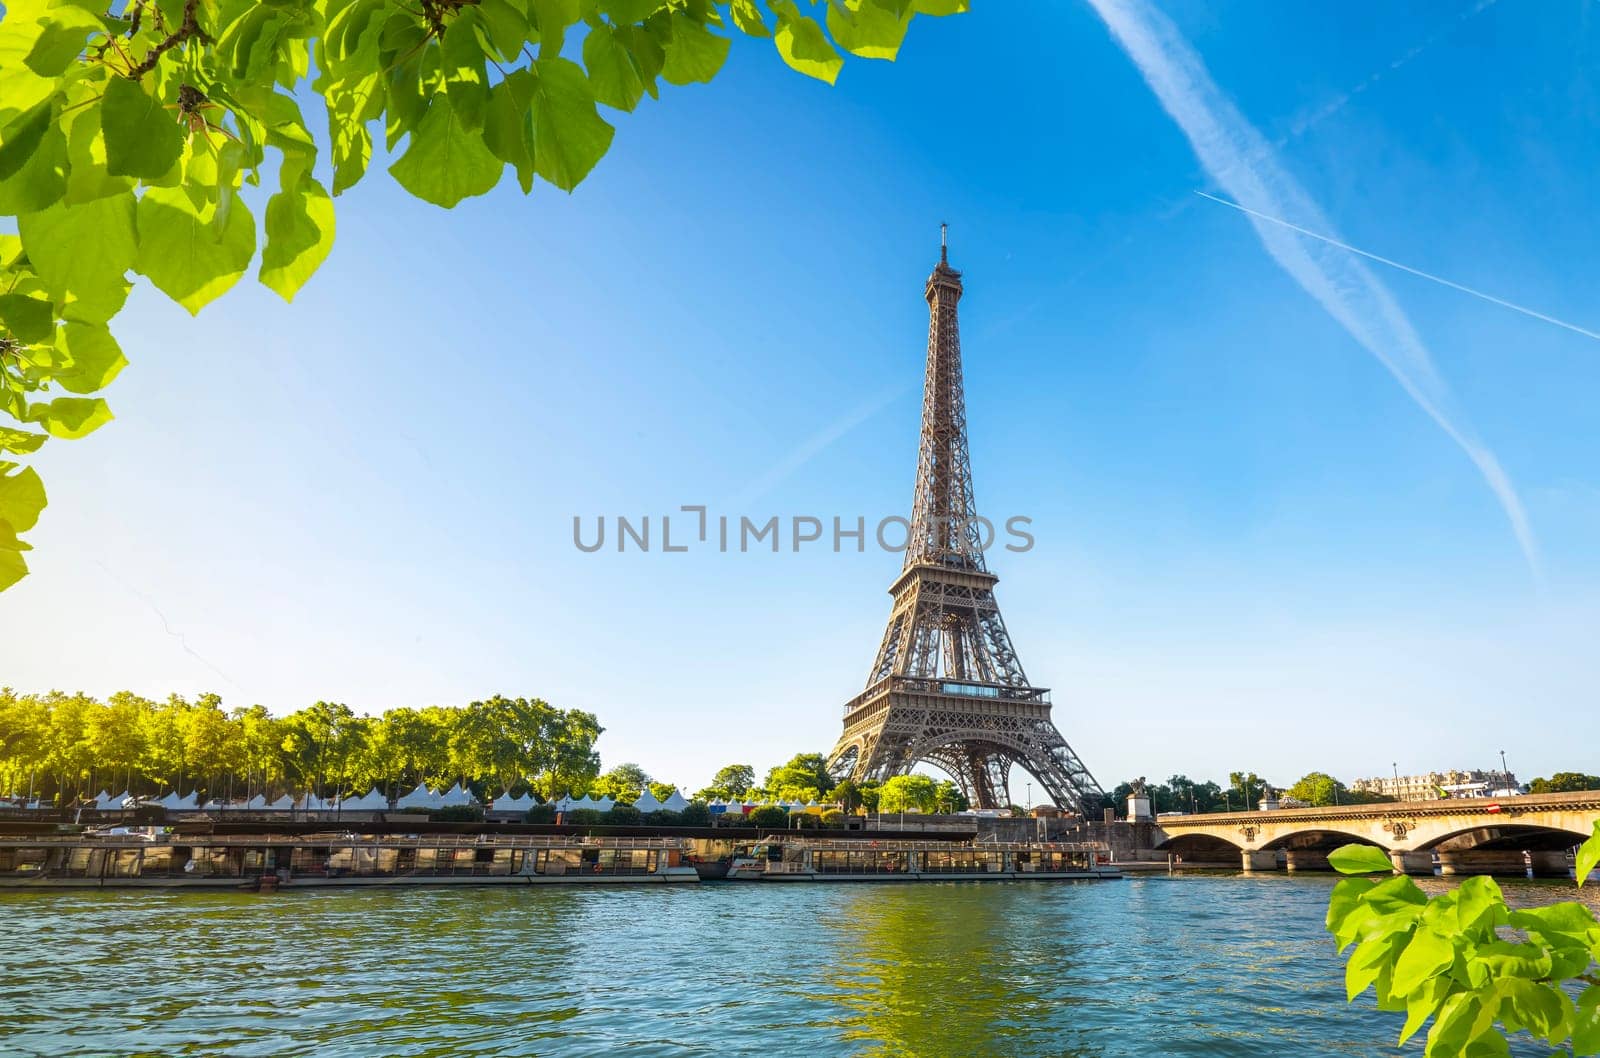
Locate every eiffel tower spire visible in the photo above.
<box><xmin>905</xmin><ymin>225</ymin><xmax>987</xmax><ymax>574</ymax></box>
<box><xmin>826</xmin><ymin>233</ymin><xmax>1104</xmax><ymax>814</ymax></box>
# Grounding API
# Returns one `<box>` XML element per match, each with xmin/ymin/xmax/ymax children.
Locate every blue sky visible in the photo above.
<box><xmin>7</xmin><ymin>0</ymin><xmax>1600</xmax><ymax>795</ymax></box>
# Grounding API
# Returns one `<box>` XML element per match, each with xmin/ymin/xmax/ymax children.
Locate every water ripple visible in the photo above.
<box><xmin>3</xmin><ymin>875</ymin><xmax>1594</xmax><ymax>1056</ymax></box>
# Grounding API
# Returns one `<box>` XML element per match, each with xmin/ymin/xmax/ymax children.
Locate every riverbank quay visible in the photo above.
<box><xmin>727</xmin><ymin>837</ymin><xmax>1120</xmax><ymax>882</ymax></box>
<box><xmin>0</xmin><ymin>818</ymin><xmax>1120</xmax><ymax>889</ymax></box>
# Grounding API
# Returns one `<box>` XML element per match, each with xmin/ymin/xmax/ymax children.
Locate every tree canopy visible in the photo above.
<box><xmin>0</xmin><ymin>687</ymin><xmax>602</xmax><ymax>802</ymax></box>
<box><xmin>1528</xmin><ymin>772</ymin><xmax>1600</xmax><ymax>794</ymax></box>
<box><xmin>0</xmin><ymin>0</ymin><xmax>968</xmax><ymax>590</ymax></box>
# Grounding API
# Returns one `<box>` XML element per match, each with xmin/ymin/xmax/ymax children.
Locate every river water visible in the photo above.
<box><xmin>3</xmin><ymin>873</ymin><xmax>1595</xmax><ymax>1057</ymax></box>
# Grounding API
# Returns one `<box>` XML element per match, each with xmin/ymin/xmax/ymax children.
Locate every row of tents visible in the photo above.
<box><xmin>54</xmin><ymin>788</ymin><xmax>836</xmax><ymax>814</ymax></box>
<box><xmin>73</xmin><ymin>784</ymin><xmax>480</xmax><ymax>813</ymax></box>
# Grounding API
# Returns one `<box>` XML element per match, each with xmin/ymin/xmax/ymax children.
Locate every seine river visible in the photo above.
<box><xmin>4</xmin><ymin>874</ymin><xmax>1594</xmax><ymax>1056</ymax></box>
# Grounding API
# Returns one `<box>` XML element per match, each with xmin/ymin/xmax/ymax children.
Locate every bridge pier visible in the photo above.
<box><xmin>1528</xmin><ymin>851</ymin><xmax>1571</xmax><ymax>878</ymax></box>
<box><xmin>1389</xmin><ymin>851</ymin><xmax>1434</xmax><ymax>876</ymax></box>
<box><xmin>1241</xmin><ymin>850</ymin><xmax>1279</xmax><ymax>872</ymax></box>
<box><xmin>1282</xmin><ymin>849</ymin><xmax>1330</xmax><ymax>872</ymax></box>
<box><xmin>1436</xmin><ymin>850</ymin><xmax>1529</xmax><ymax>878</ymax></box>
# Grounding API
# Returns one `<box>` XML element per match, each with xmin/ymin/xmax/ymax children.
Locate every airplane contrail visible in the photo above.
<box><xmin>1087</xmin><ymin>0</ymin><xmax>1542</xmax><ymax>581</ymax></box>
<box><xmin>1195</xmin><ymin>190</ymin><xmax>1600</xmax><ymax>344</ymax></box>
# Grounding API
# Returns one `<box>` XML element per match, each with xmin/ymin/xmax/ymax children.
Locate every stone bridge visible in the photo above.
<box><xmin>1149</xmin><ymin>791</ymin><xmax>1600</xmax><ymax>876</ymax></box>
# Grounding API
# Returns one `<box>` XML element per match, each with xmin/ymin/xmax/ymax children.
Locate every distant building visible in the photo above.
<box><xmin>1350</xmin><ymin>770</ymin><xmax>1520</xmax><ymax>801</ymax></box>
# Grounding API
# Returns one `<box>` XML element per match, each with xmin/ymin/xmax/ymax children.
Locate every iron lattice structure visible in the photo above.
<box><xmin>827</xmin><ymin>233</ymin><xmax>1105</xmax><ymax>815</ymax></box>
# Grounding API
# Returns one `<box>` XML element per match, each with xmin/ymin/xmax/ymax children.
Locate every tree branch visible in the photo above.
<box><xmin>125</xmin><ymin>0</ymin><xmax>211</xmax><ymax>80</ymax></box>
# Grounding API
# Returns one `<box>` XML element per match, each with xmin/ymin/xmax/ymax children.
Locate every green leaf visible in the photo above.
<box><xmin>23</xmin><ymin>395</ymin><xmax>112</xmax><ymax>439</ymax></box>
<box><xmin>1329</xmin><ymin>844</ymin><xmax>1394</xmax><ymax>875</ymax></box>
<box><xmin>661</xmin><ymin>13</ymin><xmax>731</xmax><ymax>85</ymax></box>
<box><xmin>1494</xmin><ymin>979</ymin><xmax>1571</xmax><ymax>1041</ymax></box>
<box><xmin>442</xmin><ymin>9</ymin><xmax>490</xmax><ymax>132</ymax></box>
<box><xmin>134</xmin><ymin>186</ymin><xmax>258</xmax><ymax>314</ymax></box>
<box><xmin>0</xmin><ymin>465</ymin><xmax>46</xmax><ymax>534</ymax></box>
<box><xmin>1392</xmin><ymin>926</ymin><xmax>1456</xmax><ymax>997</ymax></box>
<box><xmin>0</xmin><ymin>294</ymin><xmax>53</xmax><ymax>344</ymax></box>
<box><xmin>0</xmin><ymin>427</ymin><xmax>48</xmax><ymax>455</ymax></box>
<box><xmin>1467</xmin><ymin>941</ymin><xmax>1553</xmax><ymax>987</ymax></box>
<box><xmin>260</xmin><ymin>174</ymin><xmax>335</xmax><ymax>302</ymax></box>
<box><xmin>1453</xmin><ymin>875</ymin><xmax>1506</xmax><ymax>934</ymax></box>
<box><xmin>477</xmin><ymin>0</ymin><xmax>531</xmax><ymax>59</ymax></box>
<box><xmin>1347</xmin><ymin>929</ymin><xmax>1409</xmax><ymax>1002</ymax></box>
<box><xmin>389</xmin><ymin>94</ymin><xmax>503</xmax><ymax>208</ymax></box>
<box><xmin>1508</xmin><ymin>901</ymin><xmax>1600</xmax><ymax>945</ymax></box>
<box><xmin>482</xmin><ymin>69</ymin><xmax>536</xmax><ymax>193</ymax></box>
<box><xmin>729</xmin><ymin>0</ymin><xmax>769</xmax><ymax>37</ymax></box>
<box><xmin>17</xmin><ymin>192</ymin><xmax>138</xmax><ymax>323</ymax></box>
<box><xmin>531</xmin><ymin>58</ymin><xmax>615</xmax><ymax>191</ymax></box>
<box><xmin>53</xmin><ymin>323</ymin><xmax>127</xmax><ymax>394</ymax></box>
<box><xmin>1400</xmin><ymin>975</ymin><xmax>1453</xmax><ymax>1046</ymax></box>
<box><xmin>770</xmin><ymin>0</ymin><xmax>843</xmax><ymax>84</ymax></box>
<box><xmin>911</xmin><ymin>0</ymin><xmax>967</xmax><ymax>13</ymax></box>
<box><xmin>62</xmin><ymin>97</ymin><xmax>135</xmax><ymax>206</ymax></box>
<box><xmin>598</xmin><ymin>0</ymin><xmax>664</xmax><ymax>22</ymax></box>
<box><xmin>0</xmin><ymin>545</ymin><xmax>27</xmax><ymax>591</ymax></box>
<box><xmin>0</xmin><ymin>98</ymin><xmax>68</xmax><ymax>214</ymax></box>
<box><xmin>101</xmin><ymin>75</ymin><xmax>184</xmax><ymax>180</ymax></box>
<box><xmin>1326</xmin><ymin>876</ymin><xmax>1378</xmax><ymax>945</ymax></box>
<box><xmin>1574</xmin><ymin>986</ymin><xmax>1600</xmax><ymax>1054</ymax></box>
<box><xmin>826</xmin><ymin>0</ymin><xmax>912</xmax><ymax>60</ymax></box>
<box><xmin>584</xmin><ymin>24</ymin><xmax>647</xmax><ymax>111</ymax></box>
<box><xmin>23</xmin><ymin>6</ymin><xmax>104</xmax><ymax>76</ymax></box>
<box><xmin>1577</xmin><ymin>821</ymin><xmax>1600</xmax><ymax>887</ymax></box>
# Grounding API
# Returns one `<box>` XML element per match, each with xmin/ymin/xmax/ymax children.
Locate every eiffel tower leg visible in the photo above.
<box><xmin>1013</xmin><ymin>723</ymin><xmax>1104</xmax><ymax>817</ymax></box>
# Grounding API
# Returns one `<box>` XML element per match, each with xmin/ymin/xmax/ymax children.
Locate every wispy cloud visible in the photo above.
<box><xmin>1087</xmin><ymin>0</ymin><xmax>1541</xmax><ymax>581</ymax></box>
<box><xmin>1195</xmin><ymin>191</ymin><xmax>1600</xmax><ymax>343</ymax></box>
<box><xmin>727</xmin><ymin>382</ymin><xmax>916</xmax><ymax>509</ymax></box>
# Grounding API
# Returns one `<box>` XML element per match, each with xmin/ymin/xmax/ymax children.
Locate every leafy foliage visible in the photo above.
<box><xmin>0</xmin><ymin>686</ymin><xmax>601</xmax><ymax>802</ymax></box>
<box><xmin>590</xmin><ymin>761</ymin><xmax>649</xmax><ymax>802</ymax></box>
<box><xmin>0</xmin><ymin>0</ymin><xmax>969</xmax><ymax>588</ymax></box>
<box><xmin>695</xmin><ymin>762</ymin><xmax>754</xmax><ymax>801</ymax></box>
<box><xmin>748</xmin><ymin>803</ymin><xmax>788</xmax><ymax>828</ymax></box>
<box><xmin>878</xmin><ymin>772</ymin><xmax>936</xmax><ymax>814</ymax></box>
<box><xmin>1326</xmin><ymin>829</ymin><xmax>1600</xmax><ymax>1056</ymax></box>
<box><xmin>1288</xmin><ymin>771</ymin><xmax>1348</xmax><ymax>807</ymax></box>
<box><xmin>763</xmin><ymin>751</ymin><xmax>836</xmax><ymax>802</ymax></box>
<box><xmin>1530</xmin><ymin>774</ymin><xmax>1600</xmax><ymax>794</ymax></box>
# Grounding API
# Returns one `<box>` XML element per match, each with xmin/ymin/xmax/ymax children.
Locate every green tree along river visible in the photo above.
<box><xmin>5</xmin><ymin>875</ymin><xmax>1597</xmax><ymax>1056</ymax></box>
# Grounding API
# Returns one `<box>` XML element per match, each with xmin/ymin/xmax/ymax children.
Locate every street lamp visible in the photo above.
<box><xmin>1499</xmin><ymin>750</ymin><xmax>1510</xmax><ymax>792</ymax></box>
<box><xmin>1026</xmin><ymin>781</ymin><xmax>1032</xmax><ymax>811</ymax></box>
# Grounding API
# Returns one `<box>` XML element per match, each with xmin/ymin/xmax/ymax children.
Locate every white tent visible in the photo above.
<box><xmin>494</xmin><ymin>791</ymin><xmax>532</xmax><ymax>810</ymax></box>
<box><xmin>661</xmin><ymin>790</ymin><xmax>690</xmax><ymax>813</ymax></box>
<box><xmin>395</xmin><ymin>783</ymin><xmax>442</xmax><ymax>810</ymax></box>
<box><xmin>95</xmin><ymin>790</ymin><xmax>129</xmax><ymax>810</ymax></box>
<box><xmin>552</xmin><ymin>794</ymin><xmax>582</xmax><ymax>813</ymax></box>
<box><xmin>632</xmin><ymin>790</ymin><xmax>664</xmax><ymax>814</ymax></box>
<box><xmin>262</xmin><ymin>795</ymin><xmax>294</xmax><ymax>812</ymax></box>
<box><xmin>591</xmin><ymin>795</ymin><xmax>615</xmax><ymax>812</ymax></box>
<box><xmin>437</xmin><ymin>783</ymin><xmax>476</xmax><ymax>808</ymax></box>
<box><xmin>158</xmin><ymin>791</ymin><xmax>199</xmax><ymax>810</ymax></box>
<box><xmin>298</xmin><ymin>794</ymin><xmax>336</xmax><ymax>811</ymax></box>
<box><xmin>244</xmin><ymin>794</ymin><xmax>268</xmax><ymax>810</ymax></box>
<box><xmin>342</xmin><ymin>788</ymin><xmax>389</xmax><ymax>811</ymax></box>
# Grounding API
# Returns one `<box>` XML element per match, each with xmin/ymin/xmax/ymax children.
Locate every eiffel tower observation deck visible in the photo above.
<box><xmin>826</xmin><ymin>229</ymin><xmax>1105</xmax><ymax>815</ymax></box>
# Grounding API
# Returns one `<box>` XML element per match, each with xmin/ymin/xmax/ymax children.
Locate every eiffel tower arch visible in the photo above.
<box><xmin>826</xmin><ymin>229</ymin><xmax>1105</xmax><ymax>816</ymax></box>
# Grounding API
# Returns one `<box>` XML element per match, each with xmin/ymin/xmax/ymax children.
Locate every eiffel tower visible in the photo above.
<box><xmin>826</xmin><ymin>229</ymin><xmax>1105</xmax><ymax>815</ymax></box>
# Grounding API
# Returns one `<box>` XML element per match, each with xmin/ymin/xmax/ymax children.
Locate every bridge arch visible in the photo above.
<box><xmin>1415</xmin><ymin>822</ymin><xmax>1589</xmax><ymax>852</ymax></box>
<box><xmin>1260</xmin><ymin>829</ymin><xmax>1387</xmax><ymax>852</ymax></box>
<box><xmin>1154</xmin><ymin>832</ymin><xmax>1242</xmax><ymax>856</ymax></box>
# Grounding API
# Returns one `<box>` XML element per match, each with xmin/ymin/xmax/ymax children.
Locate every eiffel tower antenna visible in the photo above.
<box><xmin>827</xmin><ymin>238</ymin><xmax>1104</xmax><ymax>814</ymax></box>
